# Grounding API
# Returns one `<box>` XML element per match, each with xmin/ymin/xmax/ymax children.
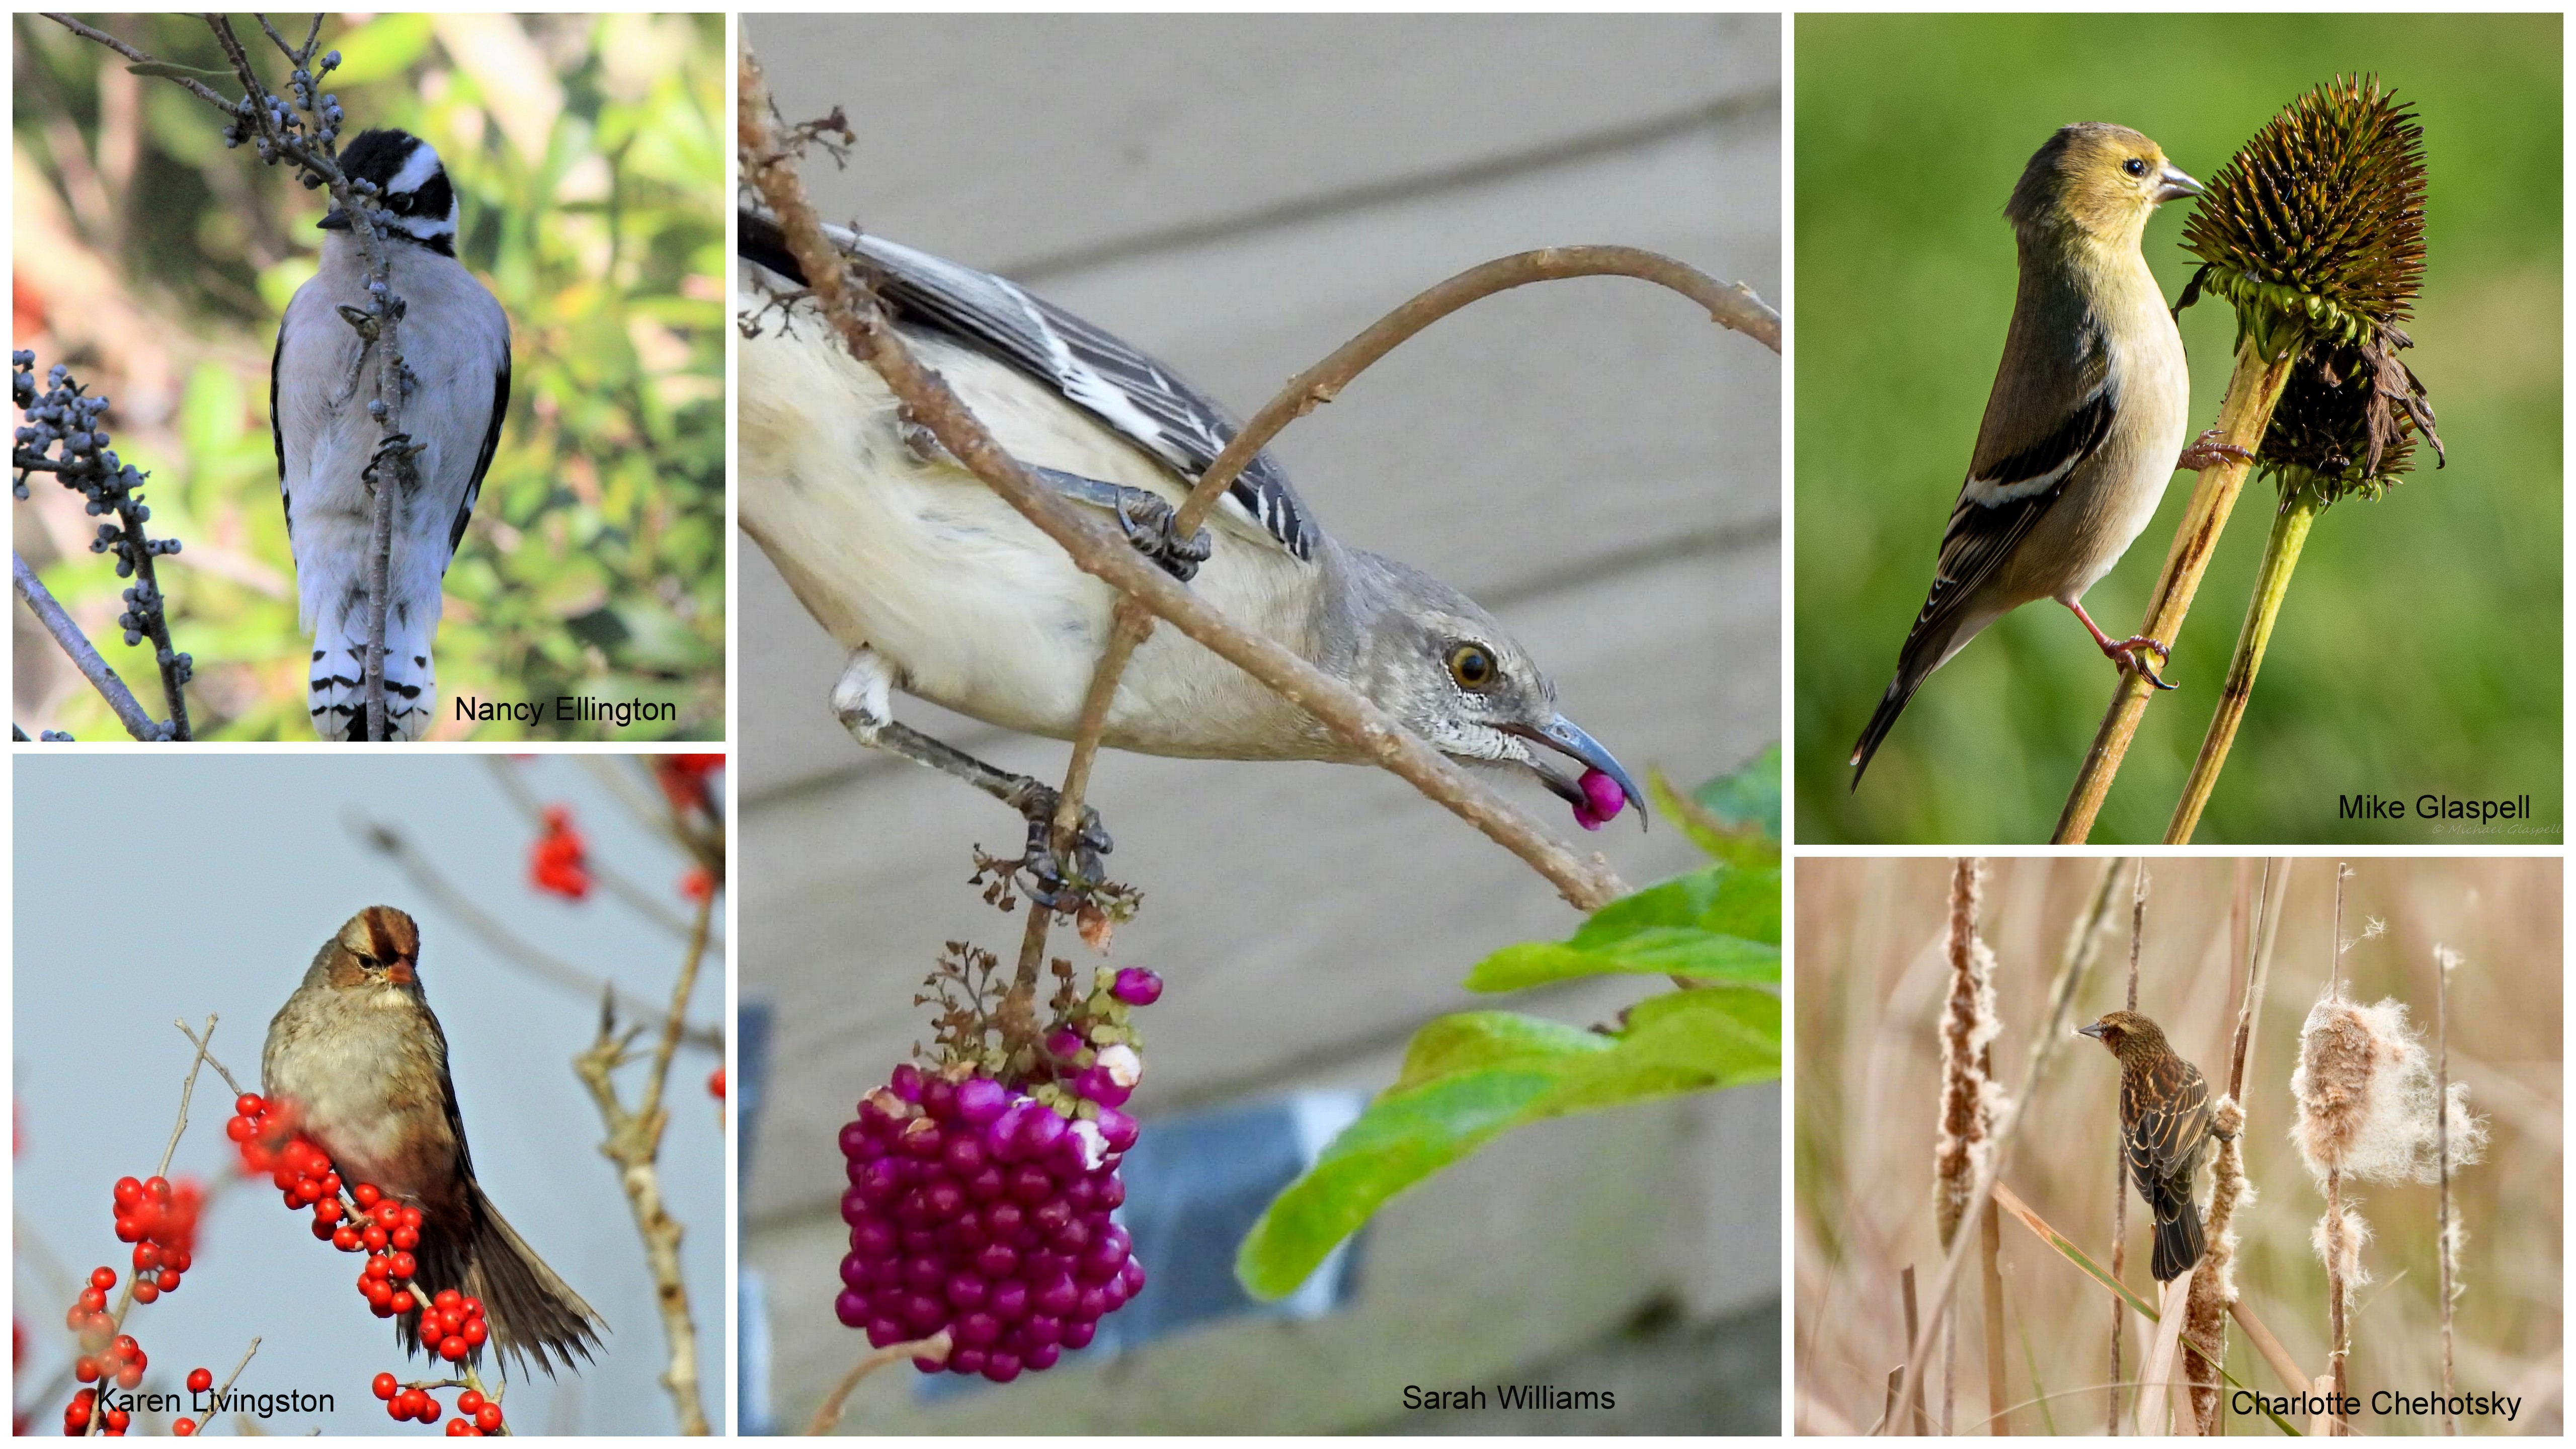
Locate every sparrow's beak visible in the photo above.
<box><xmin>2153</xmin><ymin>164</ymin><xmax>2204</xmax><ymax>205</ymax></box>
<box><xmin>385</xmin><ymin>957</ymin><xmax>416</xmax><ymax>986</ymax></box>
<box><xmin>1505</xmin><ymin>714</ymin><xmax>1648</xmax><ymax>831</ymax></box>
<box><xmin>318</xmin><ymin>207</ymin><xmax>351</xmax><ymax>231</ymax></box>
<box><xmin>2077</xmin><ymin>1021</ymin><xmax>2109</xmax><ymax>1040</ymax></box>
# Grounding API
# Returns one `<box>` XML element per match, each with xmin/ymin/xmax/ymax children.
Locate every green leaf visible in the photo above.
<box><xmin>1698</xmin><ymin>744</ymin><xmax>1782</xmax><ymax>840</ymax></box>
<box><xmin>1464</xmin><ymin>862</ymin><xmax>1780</xmax><ymax>991</ymax></box>
<box><xmin>1237</xmin><ymin>987</ymin><xmax>1780</xmax><ymax>1298</ymax></box>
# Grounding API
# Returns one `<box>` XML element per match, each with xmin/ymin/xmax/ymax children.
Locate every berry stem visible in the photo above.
<box><xmin>805</xmin><ymin>1329</ymin><xmax>952</xmax><ymax>1435</ymax></box>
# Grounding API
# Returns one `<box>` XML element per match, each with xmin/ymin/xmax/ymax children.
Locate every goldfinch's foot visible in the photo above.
<box><xmin>2176</xmin><ymin>428</ymin><xmax>2252</xmax><ymax>472</ymax></box>
<box><xmin>2099</xmin><ymin>634</ymin><xmax>2177</xmax><ymax>690</ymax></box>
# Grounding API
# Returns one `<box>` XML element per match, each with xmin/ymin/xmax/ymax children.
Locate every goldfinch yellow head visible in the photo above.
<box><xmin>2006</xmin><ymin>123</ymin><xmax>2201</xmax><ymax>246</ymax></box>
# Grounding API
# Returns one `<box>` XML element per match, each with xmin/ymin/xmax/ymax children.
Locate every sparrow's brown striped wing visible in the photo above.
<box><xmin>2123</xmin><ymin>1054</ymin><xmax>2214</xmax><ymax>1218</ymax></box>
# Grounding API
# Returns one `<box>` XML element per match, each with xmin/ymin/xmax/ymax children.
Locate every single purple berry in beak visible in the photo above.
<box><xmin>1573</xmin><ymin>767</ymin><xmax>1627</xmax><ymax>831</ymax></box>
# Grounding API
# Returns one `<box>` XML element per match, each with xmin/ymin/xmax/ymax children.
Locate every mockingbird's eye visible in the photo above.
<box><xmin>1445</xmin><ymin>643</ymin><xmax>1497</xmax><ymax>691</ymax></box>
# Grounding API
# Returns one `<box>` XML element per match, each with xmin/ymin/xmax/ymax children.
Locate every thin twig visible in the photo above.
<box><xmin>1884</xmin><ymin>858</ymin><xmax>2128</xmax><ymax>1434</ymax></box>
<box><xmin>15</xmin><ymin>551</ymin><xmax>159</xmax><ymax>739</ymax></box>
<box><xmin>738</xmin><ymin>51</ymin><xmax>1631</xmax><ymax>912</ymax></box>
<box><xmin>211</xmin><ymin>1336</ymin><xmax>262</xmax><ymax>1402</ymax></box>
<box><xmin>802</xmin><ymin>1329</ymin><xmax>952</xmax><ymax>1434</ymax></box>
<box><xmin>2435</xmin><ymin>944</ymin><xmax>2456</xmax><ymax>1434</ymax></box>
<box><xmin>172</xmin><ymin>1015</ymin><xmax>247</xmax><ymax>1102</ymax></box>
<box><xmin>348</xmin><ymin>813</ymin><xmax>725</xmax><ymax>1049</ymax></box>
<box><xmin>573</xmin><ymin>886</ymin><xmax>715</xmax><ymax>1434</ymax></box>
<box><xmin>2108</xmin><ymin>862</ymin><xmax>2146</xmax><ymax>1431</ymax></box>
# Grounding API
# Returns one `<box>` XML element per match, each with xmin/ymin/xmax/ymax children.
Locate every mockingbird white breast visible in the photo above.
<box><xmin>737</xmin><ymin>210</ymin><xmax>1642</xmax><ymax>890</ymax></box>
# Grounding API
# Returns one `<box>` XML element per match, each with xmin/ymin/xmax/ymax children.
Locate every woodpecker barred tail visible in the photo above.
<box><xmin>309</xmin><ymin>612</ymin><xmax>435</xmax><ymax>742</ymax></box>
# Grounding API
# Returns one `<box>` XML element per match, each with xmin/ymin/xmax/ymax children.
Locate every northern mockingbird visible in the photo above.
<box><xmin>738</xmin><ymin>209</ymin><xmax>1642</xmax><ymax>886</ymax></box>
<box><xmin>275</xmin><ymin>128</ymin><xmax>510</xmax><ymax>741</ymax></box>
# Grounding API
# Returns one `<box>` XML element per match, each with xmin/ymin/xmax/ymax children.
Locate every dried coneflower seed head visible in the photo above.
<box><xmin>2182</xmin><ymin>74</ymin><xmax>2443</xmax><ymax>505</ymax></box>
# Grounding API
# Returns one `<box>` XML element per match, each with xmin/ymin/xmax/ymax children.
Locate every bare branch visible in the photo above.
<box><xmin>15</xmin><ymin>550</ymin><xmax>161</xmax><ymax>740</ymax></box>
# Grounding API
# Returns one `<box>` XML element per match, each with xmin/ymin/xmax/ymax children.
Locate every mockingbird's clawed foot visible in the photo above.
<box><xmin>1005</xmin><ymin>783</ymin><xmax>1113</xmax><ymax>908</ymax></box>
<box><xmin>1112</xmin><ymin>492</ymin><xmax>1213</xmax><ymax>582</ymax></box>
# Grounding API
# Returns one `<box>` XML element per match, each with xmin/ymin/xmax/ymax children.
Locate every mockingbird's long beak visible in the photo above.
<box><xmin>1507</xmin><ymin>715</ymin><xmax>1648</xmax><ymax>831</ymax></box>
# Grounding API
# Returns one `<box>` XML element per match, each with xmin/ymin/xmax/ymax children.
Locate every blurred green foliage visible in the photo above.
<box><xmin>1795</xmin><ymin>14</ymin><xmax>2559</xmax><ymax>842</ymax></box>
<box><xmin>15</xmin><ymin>13</ymin><xmax>723</xmax><ymax>739</ymax></box>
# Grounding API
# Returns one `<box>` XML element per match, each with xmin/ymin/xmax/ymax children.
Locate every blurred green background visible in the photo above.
<box><xmin>1795</xmin><ymin>14</ymin><xmax>2560</xmax><ymax>842</ymax></box>
<box><xmin>13</xmin><ymin>13</ymin><xmax>723</xmax><ymax>739</ymax></box>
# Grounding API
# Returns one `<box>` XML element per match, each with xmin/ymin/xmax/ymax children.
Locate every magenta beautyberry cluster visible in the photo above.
<box><xmin>835</xmin><ymin>966</ymin><xmax>1161</xmax><ymax>1382</ymax></box>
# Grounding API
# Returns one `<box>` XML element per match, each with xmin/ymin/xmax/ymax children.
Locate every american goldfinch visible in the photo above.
<box><xmin>1852</xmin><ymin>123</ymin><xmax>2229</xmax><ymax>786</ymax></box>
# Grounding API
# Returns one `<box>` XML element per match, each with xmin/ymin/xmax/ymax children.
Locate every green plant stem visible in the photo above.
<box><xmin>2167</xmin><ymin>491</ymin><xmax>2322</xmax><ymax>842</ymax></box>
<box><xmin>2053</xmin><ymin>334</ymin><xmax>2302</xmax><ymax>843</ymax></box>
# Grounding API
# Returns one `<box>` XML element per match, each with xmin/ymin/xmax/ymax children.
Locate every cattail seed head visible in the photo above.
<box><xmin>1933</xmin><ymin>860</ymin><xmax>2008</xmax><ymax>1246</ymax></box>
<box><xmin>2291</xmin><ymin>991</ymin><xmax>2486</xmax><ymax>1183</ymax></box>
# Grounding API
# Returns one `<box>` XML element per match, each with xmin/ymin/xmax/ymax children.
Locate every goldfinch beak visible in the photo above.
<box><xmin>2153</xmin><ymin>165</ymin><xmax>2203</xmax><ymax>204</ymax></box>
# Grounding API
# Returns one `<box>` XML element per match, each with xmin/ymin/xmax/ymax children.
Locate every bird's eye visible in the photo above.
<box><xmin>1445</xmin><ymin>642</ymin><xmax>1497</xmax><ymax>691</ymax></box>
<box><xmin>2124</xmin><ymin>157</ymin><xmax>2148</xmax><ymax>178</ymax></box>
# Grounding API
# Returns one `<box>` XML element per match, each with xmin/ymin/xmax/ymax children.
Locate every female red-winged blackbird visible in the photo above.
<box><xmin>2080</xmin><ymin>1011</ymin><xmax>2216</xmax><ymax>1282</ymax></box>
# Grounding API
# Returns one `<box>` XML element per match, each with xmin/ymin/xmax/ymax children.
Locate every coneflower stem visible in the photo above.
<box><xmin>2054</xmin><ymin>336</ymin><xmax>2303</xmax><ymax>842</ymax></box>
<box><xmin>2167</xmin><ymin>491</ymin><xmax>2324</xmax><ymax>841</ymax></box>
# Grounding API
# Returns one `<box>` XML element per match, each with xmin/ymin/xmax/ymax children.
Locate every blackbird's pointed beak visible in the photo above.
<box><xmin>1507</xmin><ymin>714</ymin><xmax>1648</xmax><ymax>831</ymax></box>
<box><xmin>2153</xmin><ymin>164</ymin><xmax>2203</xmax><ymax>205</ymax></box>
<box><xmin>2077</xmin><ymin>1021</ymin><xmax>2109</xmax><ymax>1040</ymax></box>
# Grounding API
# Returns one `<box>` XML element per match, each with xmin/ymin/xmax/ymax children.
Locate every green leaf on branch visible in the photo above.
<box><xmin>1235</xmin><ymin>986</ymin><xmax>1780</xmax><ymax>1299</ymax></box>
<box><xmin>1465</xmin><ymin>861</ymin><xmax>1780</xmax><ymax>991</ymax></box>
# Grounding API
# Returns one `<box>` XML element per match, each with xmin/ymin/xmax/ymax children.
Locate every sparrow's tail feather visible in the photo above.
<box><xmin>1850</xmin><ymin>611</ymin><xmax>1967</xmax><ymax>788</ymax></box>
<box><xmin>2151</xmin><ymin>1193</ymin><xmax>2206</xmax><ymax>1283</ymax></box>
<box><xmin>459</xmin><ymin>1182</ymin><xmax>606</xmax><ymax>1376</ymax></box>
<box><xmin>309</xmin><ymin>610</ymin><xmax>435</xmax><ymax>742</ymax></box>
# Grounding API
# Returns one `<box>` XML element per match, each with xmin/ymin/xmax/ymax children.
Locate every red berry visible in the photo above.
<box><xmin>319</xmin><ymin>1172</ymin><xmax>342</xmax><ymax>1196</ymax></box>
<box><xmin>105</xmin><ymin>1407</ymin><xmax>130</xmax><ymax>1432</ymax></box>
<box><xmin>403</xmin><ymin>1205</ymin><xmax>425</xmax><ymax>1230</ymax></box>
<box><xmin>155</xmin><ymin>1270</ymin><xmax>181</xmax><ymax>1295</ymax></box>
<box><xmin>187</xmin><ymin>1367</ymin><xmax>213</xmax><ymax>1394</ymax></box>
<box><xmin>353</xmin><ymin>1183</ymin><xmax>381</xmax><ymax>1208</ymax></box>
<box><xmin>142</xmin><ymin>1177</ymin><xmax>170</xmax><ymax>1202</ymax></box>
<box><xmin>235</xmin><ymin>1094</ymin><xmax>265</xmax><ymax>1117</ymax></box>
<box><xmin>439</xmin><ymin>1335</ymin><xmax>468</xmax><ymax>1362</ymax></box>
<box><xmin>76</xmin><ymin>1289</ymin><xmax>106</xmax><ymax>1314</ymax></box>
<box><xmin>387</xmin><ymin>1396</ymin><xmax>410</xmax><ymax>1422</ymax></box>
<box><xmin>475</xmin><ymin>1404</ymin><xmax>503</xmax><ymax>1432</ymax></box>
<box><xmin>129</xmin><ymin>1279</ymin><xmax>159</xmax><ymax>1304</ymax></box>
<box><xmin>112</xmin><ymin>1335</ymin><xmax>138</xmax><ymax>1360</ymax></box>
<box><xmin>173</xmin><ymin>1419</ymin><xmax>198</xmax><ymax>1436</ymax></box>
<box><xmin>391</xmin><ymin>1225</ymin><xmax>421</xmax><ymax>1252</ymax></box>
<box><xmin>461</xmin><ymin>1296</ymin><xmax>485</xmax><ymax>1320</ymax></box>
<box><xmin>461</xmin><ymin>1319</ymin><xmax>488</xmax><ymax>1348</ymax></box>
<box><xmin>389</xmin><ymin>1291</ymin><xmax>416</xmax><ymax>1315</ymax></box>
<box><xmin>314</xmin><ymin>1197</ymin><xmax>344</xmax><ymax>1225</ymax></box>
<box><xmin>131</xmin><ymin>1244</ymin><xmax>160</xmax><ymax>1271</ymax></box>
<box><xmin>373</xmin><ymin>1372</ymin><xmax>399</xmax><ymax>1401</ymax></box>
<box><xmin>389</xmin><ymin>1251</ymin><xmax>418</xmax><ymax>1280</ymax></box>
<box><xmin>333</xmin><ymin>1226</ymin><xmax>362</xmax><ymax>1252</ymax></box>
<box><xmin>456</xmin><ymin>1390</ymin><xmax>484</xmax><ymax>1415</ymax></box>
<box><xmin>363</xmin><ymin>1255</ymin><xmax>392</xmax><ymax>1280</ymax></box>
<box><xmin>112</xmin><ymin>1178</ymin><xmax>143</xmax><ymax>1208</ymax></box>
<box><xmin>111</xmin><ymin>1216</ymin><xmax>141</xmax><ymax>1245</ymax></box>
<box><xmin>447</xmin><ymin>1420</ymin><xmax>473</xmax><ymax>1436</ymax></box>
<box><xmin>88</xmin><ymin>1267</ymin><xmax>116</xmax><ymax>1292</ymax></box>
<box><xmin>73</xmin><ymin>1356</ymin><xmax>99</xmax><ymax>1383</ymax></box>
<box><xmin>114</xmin><ymin>1363</ymin><xmax>142</xmax><ymax>1390</ymax></box>
<box><xmin>362</xmin><ymin>1224</ymin><xmax>389</xmax><ymax>1252</ymax></box>
<box><xmin>163</xmin><ymin>1249</ymin><xmax>191</xmax><ymax>1274</ymax></box>
<box><xmin>435</xmin><ymin>1289</ymin><xmax>463</xmax><ymax>1312</ymax></box>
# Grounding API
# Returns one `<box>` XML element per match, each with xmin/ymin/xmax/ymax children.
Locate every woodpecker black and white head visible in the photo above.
<box><xmin>321</xmin><ymin>128</ymin><xmax>459</xmax><ymax>256</ymax></box>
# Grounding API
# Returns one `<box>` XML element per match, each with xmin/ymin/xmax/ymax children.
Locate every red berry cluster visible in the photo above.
<box><xmin>372</xmin><ymin>1373</ymin><xmax>506</xmax><ymax>1434</ymax></box>
<box><xmin>61</xmin><ymin>1387</ymin><xmax>127</xmax><ymax>1436</ymax></box>
<box><xmin>227</xmin><ymin>1096</ymin><xmax>489</xmax><ymax>1361</ymax></box>
<box><xmin>654</xmin><ymin>753</ymin><xmax>725</xmax><ymax>815</ymax></box>
<box><xmin>528</xmin><ymin>805</ymin><xmax>591</xmax><ymax>900</ymax></box>
<box><xmin>108</xmin><ymin>1173</ymin><xmax>202</xmax><ymax>1302</ymax></box>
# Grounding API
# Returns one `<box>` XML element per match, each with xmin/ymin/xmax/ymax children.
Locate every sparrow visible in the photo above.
<box><xmin>734</xmin><ymin>210</ymin><xmax>1646</xmax><ymax>857</ymax></box>
<box><xmin>274</xmin><ymin>128</ymin><xmax>511</xmax><ymax>741</ymax></box>
<box><xmin>2080</xmin><ymin>1009</ymin><xmax>2219</xmax><ymax>1282</ymax></box>
<box><xmin>262</xmin><ymin>906</ymin><xmax>603</xmax><ymax>1373</ymax></box>
<box><xmin>1852</xmin><ymin>123</ymin><xmax>2235</xmax><ymax>786</ymax></box>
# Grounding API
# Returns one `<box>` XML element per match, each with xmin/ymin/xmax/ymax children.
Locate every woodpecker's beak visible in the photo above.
<box><xmin>2077</xmin><ymin>1021</ymin><xmax>2109</xmax><ymax>1040</ymax></box>
<box><xmin>318</xmin><ymin>207</ymin><xmax>351</xmax><ymax>231</ymax></box>
<box><xmin>2153</xmin><ymin>164</ymin><xmax>2203</xmax><ymax>205</ymax></box>
<box><xmin>1505</xmin><ymin>714</ymin><xmax>1648</xmax><ymax>831</ymax></box>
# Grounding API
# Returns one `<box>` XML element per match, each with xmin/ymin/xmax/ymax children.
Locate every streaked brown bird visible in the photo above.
<box><xmin>2079</xmin><ymin>1009</ymin><xmax>2217</xmax><ymax>1282</ymax></box>
<box><xmin>263</xmin><ymin>906</ymin><xmax>606</xmax><ymax>1373</ymax></box>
